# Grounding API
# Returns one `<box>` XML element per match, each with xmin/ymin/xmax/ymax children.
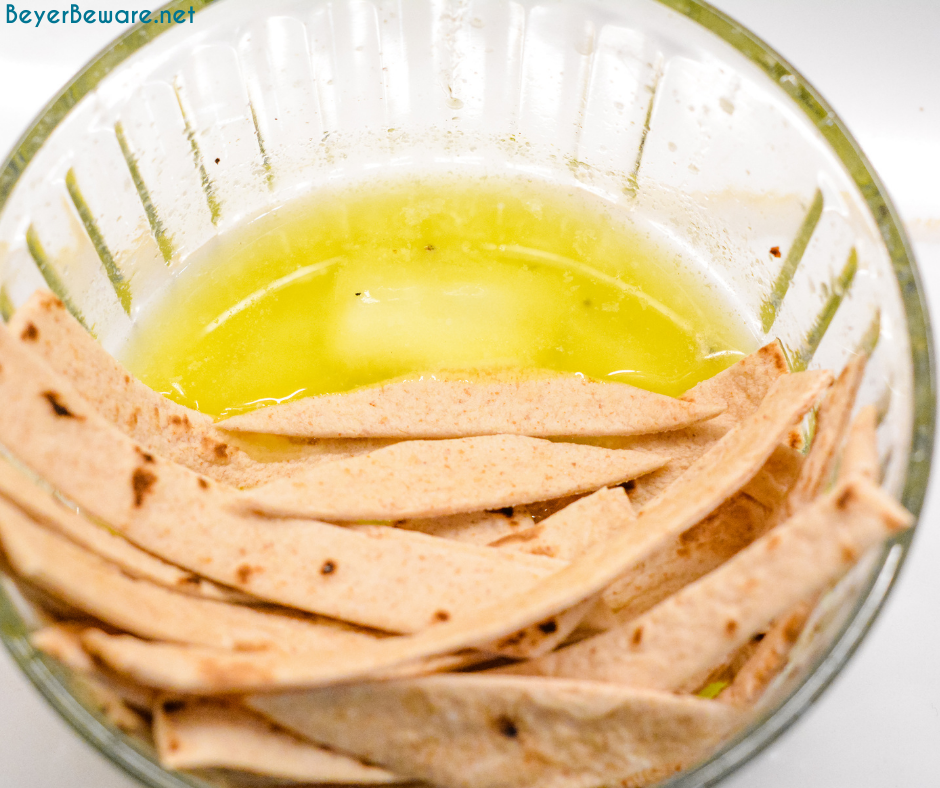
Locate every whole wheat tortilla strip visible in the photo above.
<box><xmin>504</xmin><ymin>477</ymin><xmax>911</xmax><ymax>690</ymax></box>
<box><xmin>393</xmin><ymin>509</ymin><xmax>536</xmax><ymax>544</ymax></box>
<box><xmin>32</xmin><ymin>624</ymin><xmax>157</xmax><ymax>712</ymax></box>
<box><xmin>77</xmin><ymin>372</ymin><xmax>832</xmax><ymax>694</ymax></box>
<box><xmin>603</xmin><ymin>444</ymin><xmax>803</xmax><ymax>618</ymax></box>
<box><xmin>602</xmin><ymin>494</ymin><xmax>771</xmax><ymax>620</ymax></box>
<box><xmin>489</xmin><ymin>486</ymin><xmax>636</xmax><ymax>561</ymax></box>
<box><xmin>8</xmin><ymin>290</ymin><xmax>388</xmax><ymax>487</ymax></box>
<box><xmin>216</xmin><ymin>374</ymin><xmax>724</xmax><ymax>438</ymax></box>
<box><xmin>604</xmin><ymin>341</ymin><xmax>790</xmax><ymax>509</ymax></box>
<box><xmin>153</xmin><ymin>699</ymin><xmax>401</xmax><ymax>783</ymax></box>
<box><xmin>246</xmin><ymin>674</ymin><xmax>742</xmax><ymax>788</ymax></box>
<box><xmin>839</xmin><ymin>404</ymin><xmax>879</xmax><ymax>482</ymax></box>
<box><xmin>712</xmin><ymin>365</ymin><xmax>870</xmax><ymax>707</ymax></box>
<box><xmin>0</xmin><ymin>326</ymin><xmax>565</xmax><ymax>633</ymax></box>
<box><xmin>0</xmin><ymin>505</ymin><xmax>385</xmax><ymax>652</ymax></box>
<box><xmin>718</xmin><ymin>600</ymin><xmax>815</xmax><ymax>707</ymax></box>
<box><xmin>238</xmin><ymin>436</ymin><xmax>668</xmax><ymax>521</ymax></box>
<box><xmin>782</xmin><ymin>354</ymin><xmax>867</xmax><ymax>516</ymax></box>
<box><xmin>0</xmin><ymin>457</ymin><xmax>250</xmax><ymax>604</ymax></box>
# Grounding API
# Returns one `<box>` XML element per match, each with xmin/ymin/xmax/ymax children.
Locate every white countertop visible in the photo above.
<box><xmin>1</xmin><ymin>1</ymin><xmax>938</xmax><ymax>786</ymax></box>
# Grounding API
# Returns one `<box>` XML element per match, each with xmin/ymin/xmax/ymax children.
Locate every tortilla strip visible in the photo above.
<box><xmin>153</xmin><ymin>699</ymin><xmax>401</xmax><ymax>783</ymax></box>
<box><xmin>78</xmin><ymin>372</ymin><xmax>832</xmax><ymax>694</ymax></box>
<box><xmin>8</xmin><ymin>290</ymin><xmax>387</xmax><ymax>487</ymax></box>
<box><xmin>603</xmin><ymin>444</ymin><xmax>803</xmax><ymax>617</ymax></box>
<box><xmin>216</xmin><ymin>374</ymin><xmax>724</xmax><ymax>439</ymax></box>
<box><xmin>611</xmin><ymin>341</ymin><xmax>790</xmax><ymax>509</ymax></box>
<box><xmin>32</xmin><ymin>624</ymin><xmax>157</xmax><ymax>711</ymax></box>
<box><xmin>504</xmin><ymin>477</ymin><xmax>911</xmax><ymax>690</ymax></box>
<box><xmin>393</xmin><ymin>509</ymin><xmax>536</xmax><ymax>544</ymax></box>
<box><xmin>718</xmin><ymin>600</ymin><xmax>815</xmax><ymax>707</ymax></box>
<box><xmin>0</xmin><ymin>457</ymin><xmax>250</xmax><ymax>604</ymax></box>
<box><xmin>0</xmin><ymin>505</ymin><xmax>387</xmax><ymax>653</ymax></box>
<box><xmin>238</xmin><ymin>436</ymin><xmax>668</xmax><ymax>521</ymax></box>
<box><xmin>738</xmin><ymin>444</ymin><xmax>804</xmax><ymax>510</ymax></box>
<box><xmin>839</xmin><ymin>404</ymin><xmax>879</xmax><ymax>482</ymax></box>
<box><xmin>603</xmin><ymin>494</ymin><xmax>771</xmax><ymax>620</ymax></box>
<box><xmin>782</xmin><ymin>354</ymin><xmax>867</xmax><ymax>516</ymax></box>
<box><xmin>0</xmin><ymin>326</ymin><xmax>566</xmax><ymax>633</ymax></box>
<box><xmin>482</xmin><ymin>595</ymin><xmax>606</xmax><ymax>659</ymax></box>
<box><xmin>490</xmin><ymin>487</ymin><xmax>636</xmax><ymax>561</ymax></box>
<box><xmin>246</xmin><ymin>675</ymin><xmax>741</xmax><ymax>788</ymax></box>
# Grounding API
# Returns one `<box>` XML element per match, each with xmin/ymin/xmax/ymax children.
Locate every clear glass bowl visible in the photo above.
<box><xmin>0</xmin><ymin>0</ymin><xmax>933</xmax><ymax>786</ymax></box>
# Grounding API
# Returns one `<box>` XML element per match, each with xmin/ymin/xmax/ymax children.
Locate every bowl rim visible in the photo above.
<box><xmin>0</xmin><ymin>1</ymin><xmax>934</xmax><ymax>787</ymax></box>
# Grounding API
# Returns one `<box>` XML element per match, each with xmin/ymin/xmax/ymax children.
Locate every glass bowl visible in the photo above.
<box><xmin>0</xmin><ymin>0</ymin><xmax>933</xmax><ymax>786</ymax></box>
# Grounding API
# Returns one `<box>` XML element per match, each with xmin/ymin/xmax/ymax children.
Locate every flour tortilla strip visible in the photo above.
<box><xmin>738</xmin><ymin>444</ymin><xmax>804</xmax><ymax>510</ymax></box>
<box><xmin>32</xmin><ymin>624</ymin><xmax>157</xmax><ymax>713</ymax></box>
<box><xmin>393</xmin><ymin>509</ymin><xmax>536</xmax><ymax>545</ymax></box>
<box><xmin>603</xmin><ymin>444</ymin><xmax>803</xmax><ymax>618</ymax></box>
<box><xmin>0</xmin><ymin>327</ymin><xmax>565</xmax><ymax>633</ymax></box>
<box><xmin>217</xmin><ymin>374</ymin><xmax>724</xmax><ymax>439</ymax></box>
<box><xmin>77</xmin><ymin>373</ymin><xmax>830</xmax><ymax>694</ymax></box>
<box><xmin>153</xmin><ymin>699</ymin><xmax>401</xmax><ymax>783</ymax></box>
<box><xmin>0</xmin><ymin>506</ymin><xmax>385</xmax><ymax>653</ymax></box>
<box><xmin>603</xmin><ymin>494</ymin><xmax>771</xmax><ymax>620</ymax></box>
<box><xmin>783</xmin><ymin>354</ymin><xmax>867</xmax><ymax>515</ymax></box>
<box><xmin>489</xmin><ymin>487</ymin><xmax>636</xmax><ymax>561</ymax></box>
<box><xmin>246</xmin><ymin>674</ymin><xmax>741</xmax><ymax>788</ymax></box>
<box><xmin>0</xmin><ymin>457</ymin><xmax>250</xmax><ymax>604</ymax></box>
<box><xmin>239</xmin><ymin>436</ymin><xmax>668</xmax><ymax>521</ymax></box>
<box><xmin>505</xmin><ymin>477</ymin><xmax>911</xmax><ymax>690</ymax></box>
<box><xmin>718</xmin><ymin>600</ymin><xmax>815</xmax><ymax>707</ymax></box>
<box><xmin>839</xmin><ymin>405</ymin><xmax>879</xmax><ymax>482</ymax></box>
<box><xmin>611</xmin><ymin>341</ymin><xmax>790</xmax><ymax>509</ymax></box>
<box><xmin>481</xmin><ymin>595</ymin><xmax>606</xmax><ymax>660</ymax></box>
<box><xmin>8</xmin><ymin>290</ymin><xmax>387</xmax><ymax>487</ymax></box>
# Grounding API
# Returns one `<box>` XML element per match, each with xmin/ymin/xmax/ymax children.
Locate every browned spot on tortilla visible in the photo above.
<box><xmin>788</xmin><ymin>431</ymin><xmax>804</xmax><ymax>449</ymax></box>
<box><xmin>197</xmin><ymin>656</ymin><xmax>273</xmax><ymax>688</ymax></box>
<box><xmin>495</xmin><ymin>631</ymin><xmax>526</xmax><ymax>648</ymax></box>
<box><xmin>489</xmin><ymin>527</ymin><xmax>544</xmax><ymax>548</ymax></box>
<box><xmin>495</xmin><ymin>716</ymin><xmax>519</xmax><ymax>738</ymax></box>
<box><xmin>127</xmin><ymin>408</ymin><xmax>139</xmax><ymax>428</ymax></box>
<box><xmin>770</xmin><ymin>246</ymin><xmax>781</xmax><ymax>258</ymax></box>
<box><xmin>537</xmin><ymin>619</ymin><xmax>558</xmax><ymax>635</ymax></box>
<box><xmin>123</xmin><ymin>374</ymin><xmax>131</xmax><ymax>384</ymax></box>
<box><xmin>168</xmin><ymin>414</ymin><xmax>191</xmax><ymax>430</ymax></box>
<box><xmin>725</xmin><ymin>619</ymin><xmax>738</xmax><ymax>637</ymax></box>
<box><xmin>135</xmin><ymin>446</ymin><xmax>155</xmax><ymax>463</ymax></box>
<box><xmin>236</xmin><ymin>564</ymin><xmax>257</xmax><ymax>584</ymax></box>
<box><xmin>43</xmin><ymin>294</ymin><xmax>66</xmax><ymax>311</ymax></box>
<box><xmin>631</xmin><ymin>626</ymin><xmax>643</xmax><ymax>646</ymax></box>
<box><xmin>320</xmin><ymin>560</ymin><xmax>336</xmax><ymax>575</ymax></box>
<box><xmin>131</xmin><ymin>468</ymin><xmax>157</xmax><ymax>507</ymax></box>
<box><xmin>836</xmin><ymin>486</ymin><xmax>855</xmax><ymax>510</ymax></box>
<box><xmin>433</xmin><ymin>610</ymin><xmax>451</xmax><ymax>623</ymax></box>
<box><xmin>213</xmin><ymin>443</ymin><xmax>229</xmax><ymax>460</ymax></box>
<box><xmin>840</xmin><ymin>544</ymin><xmax>859</xmax><ymax>563</ymax></box>
<box><xmin>20</xmin><ymin>323</ymin><xmax>38</xmax><ymax>341</ymax></box>
<box><xmin>197</xmin><ymin>478</ymin><xmax>210</xmax><ymax>490</ymax></box>
<box><xmin>42</xmin><ymin>390</ymin><xmax>83</xmax><ymax>419</ymax></box>
<box><xmin>166</xmin><ymin>736</ymin><xmax>180</xmax><ymax>752</ymax></box>
<box><xmin>176</xmin><ymin>574</ymin><xmax>201</xmax><ymax>587</ymax></box>
<box><xmin>528</xmin><ymin>545</ymin><xmax>557</xmax><ymax>558</ymax></box>
<box><xmin>765</xmin><ymin>533</ymin><xmax>782</xmax><ymax>552</ymax></box>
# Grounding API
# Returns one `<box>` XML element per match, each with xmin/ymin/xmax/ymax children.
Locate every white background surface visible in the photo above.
<box><xmin>1</xmin><ymin>1</ymin><xmax>938</xmax><ymax>786</ymax></box>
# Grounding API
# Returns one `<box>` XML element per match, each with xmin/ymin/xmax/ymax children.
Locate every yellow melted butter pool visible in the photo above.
<box><xmin>123</xmin><ymin>176</ymin><xmax>755</xmax><ymax>418</ymax></box>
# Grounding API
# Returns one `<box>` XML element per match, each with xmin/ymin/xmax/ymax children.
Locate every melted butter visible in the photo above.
<box><xmin>123</xmin><ymin>176</ymin><xmax>754</xmax><ymax>418</ymax></box>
